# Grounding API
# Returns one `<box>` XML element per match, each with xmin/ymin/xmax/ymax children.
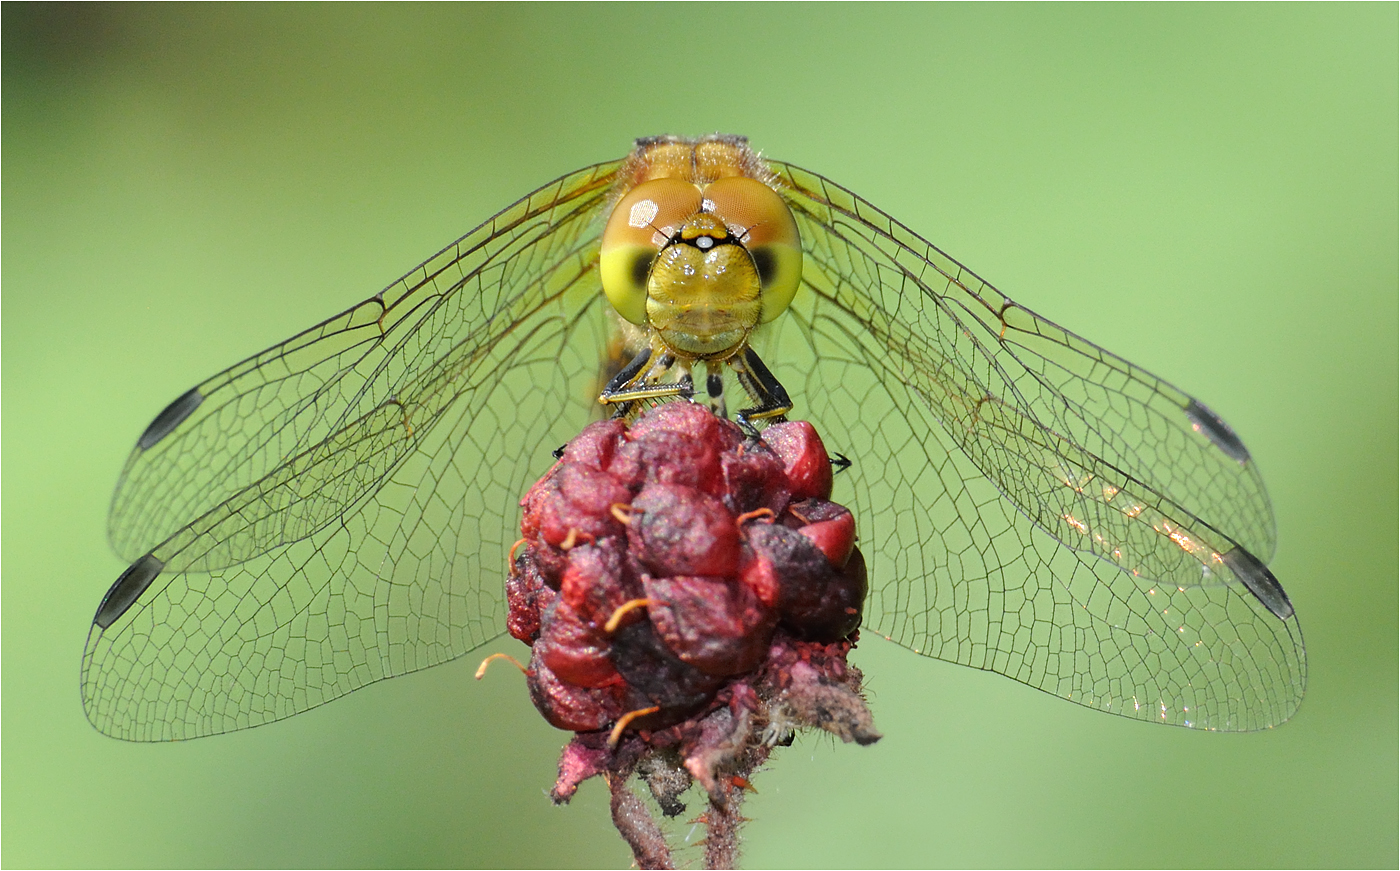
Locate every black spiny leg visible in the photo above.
<box><xmin>730</xmin><ymin>346</ymin><xmax>793</xmax><ymax>434</ymax></box>
<box><xmin>599</xmin><ymin>346</ymin><xmax>651</xmax><ymax>419</ymax></box>
<box><xmin>598</xmin><ymin>347</ymin><xmax>693</xmax><ymax>418</ymax></box>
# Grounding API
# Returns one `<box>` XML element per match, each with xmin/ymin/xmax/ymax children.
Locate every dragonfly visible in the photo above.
<box><xmin>81</xmin><ymin>134</ymin><xmax>1305</xmax><ymax>742</ymax></box>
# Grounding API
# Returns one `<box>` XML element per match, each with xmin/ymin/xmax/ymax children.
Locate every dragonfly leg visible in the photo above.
<box><xmin>703</xmin><ymin>360</ymin><xmax>728</xmax><ymax>419</ymax></box>
<box><xmin>730</xmin><ymin>346</ymin><xmax>792</xmax><ymax>432</ymax></box>
<box><xmin>599</xmin><ymin>346</ymin><xmax>693</xmax><ymax>419</ymax></box>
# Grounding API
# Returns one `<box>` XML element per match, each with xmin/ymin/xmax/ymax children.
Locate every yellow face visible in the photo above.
<box><xmin>600</xmin><ymin>170</ymin><xmax>803</xmax><ymax>360</ymax></box>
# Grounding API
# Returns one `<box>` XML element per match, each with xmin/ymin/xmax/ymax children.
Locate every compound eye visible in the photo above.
<box><xmin>600</xmin><ymin>178</ymin><xmax>702</xmax><ymax>324</ymax></box>
<box><xmin>701</xmin><ymin>177</ymin><xmax>803</xmax><ymax>323</ymax></box>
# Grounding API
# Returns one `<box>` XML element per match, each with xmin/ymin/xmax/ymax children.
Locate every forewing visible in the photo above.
<box><xmin>763</xmin><ymin>161</ymin><xmax>1305</xmax><ymax>730</ymax></box>
<box><xmin>83</xmin><ymin>163</ymin><xmax>621</xmax><ymax>740</ymax></box>
<box><xmin>107</xmin><ymin>163</ymin><xmax>620</xmax><ymax>565</ymax></box>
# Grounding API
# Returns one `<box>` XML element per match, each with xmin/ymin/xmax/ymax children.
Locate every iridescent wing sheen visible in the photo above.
<box><xmin>762</xmin><ymin>160</ymin><xmax>1304</xmax><ymax>731</ymax></box>
<box><xmin>82</xmin><ymin>161</ymin><xmax>623</xmax><ymax>740</ymax></box>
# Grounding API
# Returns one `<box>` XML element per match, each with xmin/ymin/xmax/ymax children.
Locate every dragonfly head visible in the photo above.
<box><xmin>601</xmin><ymin>175</ymin><xmax>802</xmax><ymax>360</ymax></box>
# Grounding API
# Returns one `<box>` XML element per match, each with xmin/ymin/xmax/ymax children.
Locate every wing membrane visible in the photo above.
<box><xmin>108</xmin><ymin>163</ymin><xmax>622</xmax><ymax>565</ymax></box>
<box><xmin>764</xmin><ymin>161</ymin><xmax>1304</xmax><ymax>730</ymax></box>
<box><xmin>772</xmin><ymin>162</ymin><xmax>1276</xmax><ymax>563</ymax></box>
<box><xmin>83</xmin><ymin>163</ymin><xmax>621</xmax><ymax>740</ymax></box>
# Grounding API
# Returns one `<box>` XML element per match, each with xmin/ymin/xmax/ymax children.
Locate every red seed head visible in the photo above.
<box><xmin>630</xmin><ymin>483</ymin><xmax>741</xmax><ymax>577</ymax></box>
<box><xmin>512</xmin><ymin>402</ymin><xmax>867</xmax><ymax>742</ymax></box>
<box><xmin>643</xmin><ymin>574</ymin><xmax>777</xmax><ymax>676</ymax></box>
<box><xmin>761</xmin><ymin>420</ymin><xmax>833</xmax><ymax>501</ymax></box>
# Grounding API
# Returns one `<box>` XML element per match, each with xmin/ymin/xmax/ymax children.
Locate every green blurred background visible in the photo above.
<box><xmin>4</xmin><ymin>4</ymin><xmax>1395</xmax><ymax>868</ymax></box>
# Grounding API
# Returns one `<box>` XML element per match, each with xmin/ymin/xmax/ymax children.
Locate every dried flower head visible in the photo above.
<box><xmin>502</xmin><ymin>402</ymin><xmax>879</xmax><ymax>868</ymax></box>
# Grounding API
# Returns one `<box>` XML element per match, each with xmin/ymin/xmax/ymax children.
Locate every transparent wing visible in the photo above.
<box><xmin>763</xmin><ymin>161</ymin><xmax>1305</xmax><ymax>731</ymax></box>
<box><xmin>82</xmin><ymin>161</ymin><xmax>623</xmax><ymax>741</ymax></box>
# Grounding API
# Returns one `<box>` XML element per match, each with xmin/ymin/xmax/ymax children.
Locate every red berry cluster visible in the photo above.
<box><xmin>508</xmin><ymin>400</ymin><xmax>868</xmax><ymax>738</ymax></box>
